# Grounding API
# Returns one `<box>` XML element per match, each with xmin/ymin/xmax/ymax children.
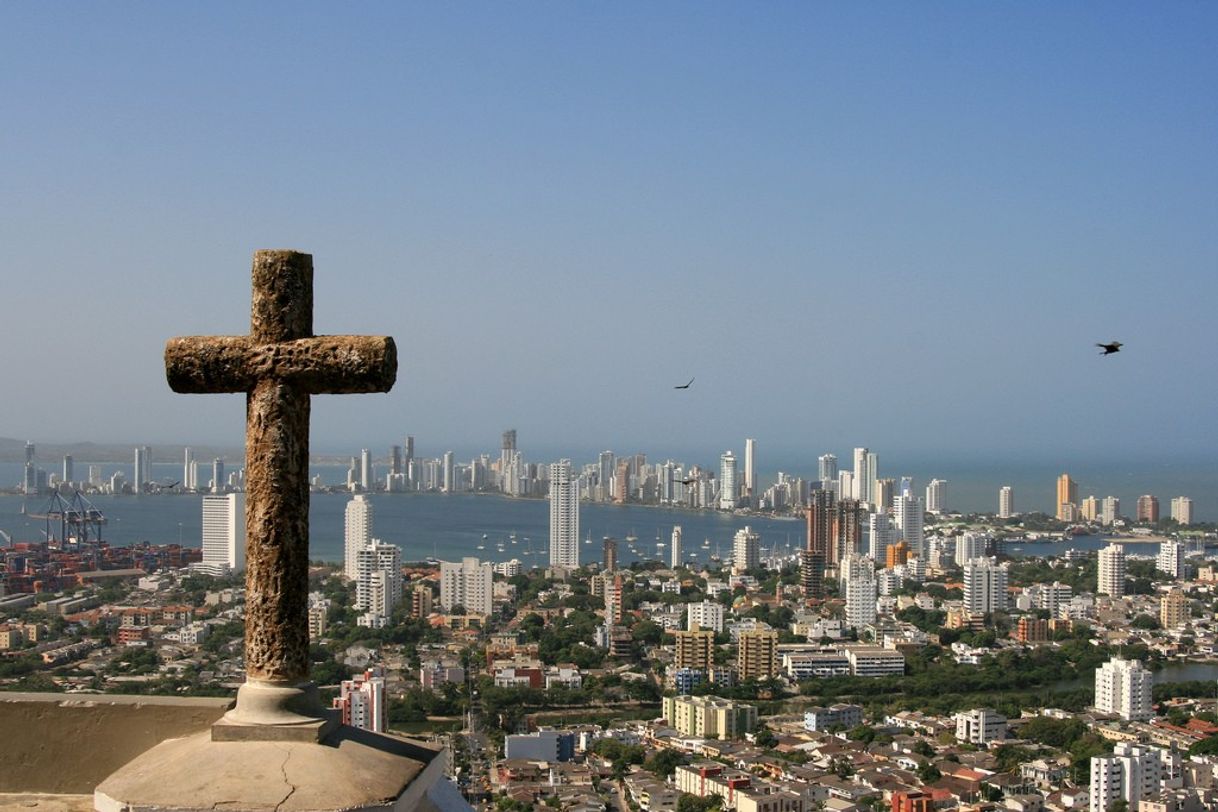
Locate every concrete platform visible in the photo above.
<box><xmin>93</xmin><ymin>725</ymin><xmax>449</xmax><ymax>812</ymax></box>
<box><xmin>0</xmin><ymin>795</ymin><xmax>93</xmax><ymax>812</ymax></box>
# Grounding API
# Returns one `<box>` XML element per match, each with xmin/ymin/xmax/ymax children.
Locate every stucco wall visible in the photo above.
<box><xmin>0</xmin><ymin>692</ymin><xmax>231</xmax><ymax>794</ymax></box>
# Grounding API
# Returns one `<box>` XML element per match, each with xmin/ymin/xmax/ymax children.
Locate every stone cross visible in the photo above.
<box><xmin>165</xmin><ymin>250</ymin><xmax>395</xmax><ymax>724</ymax></box>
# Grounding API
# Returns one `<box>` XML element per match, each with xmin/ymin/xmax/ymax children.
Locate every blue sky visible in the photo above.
<box><xmin>1</xmin><ymin>4</ymin><xmax>1215</xmax><ymax>465</ymax></box>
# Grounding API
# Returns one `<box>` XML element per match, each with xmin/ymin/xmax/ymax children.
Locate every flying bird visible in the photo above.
<box><xmin>674</xmin><ymin>377</ymin><xmax>694</xmax><ymax>389</ymax></box>
<box><xmin>677</xmin><ymin>478</ymin><xmax>696</xmax><ymax>486</ymax></box>
<box><xmin>1096</xmin><ymin>341</ymin><xmax>1123</xmax><ymax>356</ymax></box>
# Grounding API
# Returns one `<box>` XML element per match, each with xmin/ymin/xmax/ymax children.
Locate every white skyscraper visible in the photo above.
<box><xmin>955</xmin><ymin>532</ymin><xmax>990</xmax><ymax>568</ymax></box>
<box><xmin>359</xmin><ymin>449</ymin><xmax>373</xmax><ymax>491</ymax></box>
<box><xmin>355</xmin><ymin>539</ymin><xmax>402</xmax><ymax>618</ymax></box>
<box><xmin>743</xmin><ymin>439</ymin><xmax>757</xmax><ymax>508</ymax></box>
<box><xmin>1156</xmin><ymin>541</ymin><xmax>1184</xmax><ymax>579</ymax></box>
<box><xmin>1094</xmin><ymin>657</ymin><xmax>1154</xmax><ymax>721</ymax></box>
<box><xmin>1090</xmin><ymin>742</ymin><xmax>1166</xmax><ymax>812</ymax></box>
<box><xmin>200</xmin><ymin>493</ymin><xmax>245</xmax><ymax>574</ymax></box>
<box><xmin>1101</xmin><ymin>496</ymin><xmax>1120</xmax><ymax>526</ymax></box>
<box><xmin>439</xmin><ymin>557</ymin><xmax>493</xmax><ymax>615</ymax></box>
<box><xmin>1098</xmin><ymin>543</ymin><xmax>1126</xmax><ymax>598</ymax></box>
<box><xmin>852</xmin><ymin>448</ymin><xmax>876</xmax><ymax>507</ymax></box>
<box><xmin>687</xmin><ymin>600</ymin><xmax>725</xmax><ymax>632</ymax></box>
<box><xmin>442</xmin><ymin>451</ymin><xmax>455</xmax><ymax>493</ymax></box>
<box><xmin>998</xmin><ymin>486</ymin><xmax>1014</xmax><ymax>519</ymax></box>
<box><xmin>925</xmin><ymin>479</ymin><xmax>946</xmax><ymax>514</ymax></box>
<box><xmin>183</xmin><ymin>447</ymin><xmax>195</xmax><ymax>491</ymax></box>
<box><xmin>344</xmin><ymin>495</ymin><xmax>373</xmax><ymax>580</ymax></box>
<box><xmin>845</xmin><ymin>575</ymin><xmax>877</xmax><ymax>630</ymax></box>
<box><xmin>549</xmin><ymin>460</ymin><xmax>580</xmax><ymax>568</ymax></box>
<box><xmin>732</xmin><ymin>526</ymin><xmax>759</xmax><ymax>574</ymax></box>
<box><xmin>893</xmin><ymin>494</ymin><xmax>924</xmax><ymax>560</ymax></box>
<box><xmin>670</xmin><ymin>525</ymin><xmax>683</xmax><ymax>568</ymax></box>
<box><xmin>867</xmin><ymin>512</ymin><xmax>893</xmax><ymax>563</ymax></box>
<box><xmin>133</xmin><ymin>446</ymin><xmax>148</xmax><ymax>495</ymax></box>
<box><xmin>719</xmin><ymin>451</ymin><xmax>738</xmax><ymax>510</ymax></box>
<box><xmin>1170</xmin><ymin>496</ymin><xmax>1193</xmax><ymax>525</ymax></box>
<box><xmin>963</xmin><ymin>557</ymin><xmax>1008</xmax><ymax>614</ymax></box>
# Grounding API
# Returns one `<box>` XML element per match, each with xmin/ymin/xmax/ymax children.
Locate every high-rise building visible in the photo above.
<box><xmin>389</xmin><ymin>445</ymin><xmax>402</xmax><ymax>477</ymax></box>
<box><xmin>1160</xmin><ymin>589</ymin><xmax>1188</xmax><ymax>629</ymax></box>
<box><xmin>211</xmin><ymin>458</ymin><xmax>225</xmax><ymax>494</ymax></box>
<box><xmin>817</xmin><ymin>454</ymin><xmax>838</xmax><ymax>488</ymax></box>
<box><xmin>732</xmin><ymin>526</ymin><xmax>759</xmax><ymax>574</ymax></box>
<box><xmin>963</xmin><ymin>558</ymin><xmax>1008</xmax><ymax>614</ymax></box>
<box><xmin>441</xmin><ymin>451</ymin><xmax>455</xmax><ymax>492</ymax></box>
<box><xmin>1080</xmin><ymin>495</ymin><xmax>1099</xmax><ymax>522</ymax></box>
<box><xmin>200</xmin><ymin>493</ymin><xmax>245</xmax><ymax>574</ymax></box>
<box><xmin>834</xmin><ymin>499</ymin><xmax>864</xmax><ymax>562</ymax></box>
<box><xmin>333</xmin><ymin>670</ymin><xmax>385</xmax><ymax>733</ymax></box>
<box><xmin>1156</xmin><ymin>541</ymin><xmax>1184</xmax><ymax>579</ymax></box>
<box><xmin>672</xmin><ymin>629</ymin><xmax>715</xmax><ymax>672</ymax></box>
<box><xmin>359</xmin><ymin>449</ymin><xmax>373</xmax><ymax>491</ymax></box>
<box><xmin>799</xmin><ymin>550</ymin><xmax>825</xmax><ymax>598</ymax></box>
<box><xmin>873</xmin><ymin>478</ymin><xmax>895</xmax><ymax>514</ymax></box>
<box><xmin>344</xmin><ymin>495</ymin><xmax>373</xmax><ymax>580</ymax></box>
<box><xmin>1098</xmin><ymin>544</ymin><xmax>1126</xmax><ymax>597</ymax></box>
<box><xmin>998</xmin><ymin>486</ymin><xmax>1014</xmax><ymax>519</ymax></box>
<box><xmin>1135</xmin><ymin>495</ymin><xmax>1159</xmax><ymax>523</ymax></box>
<box><xmin>955</xmin><ymin>532</ymin><xmax>989</xmax><ymax>568</ymax></box>
<box><xmin>670</xmin><ymin>525</ymin><xmax>683</xmax><ymax>568</ymax></box>
<box><xmin>605</xmin><ymin>574</ymin><xmax>623</xmax><ymax>625</ymax></box>
<box><xmin>1170</xmin><ymin>496</ymin><xmax>1193</xmax><ymax>525</ymax></box>
<box><xmin>1101</xmin><ymin>496</ymin><xmax>1120</xmax><ymax>526</ymax></box>
<box><xmin>594</xmin><ymin>450</ymin><xmax>614</xmax><ymax>500</ymax></box>
<box><xmin>1094</xmin><ymin>657</ymin><xmax>1154</xmax><ymax>721</ymax></box>
<box><xmin>737</xmin><ymin>629</ymin><xmax>779</xmax><ymax>682</ymax></box>
<box><xmin>867</xmin><ymin>512</ymin><xmax>893</xmax><ymax>563</ymax></box>
<box><xmin>1089</xmin><ymin>742</ymin><xmax>1165</xmax><ymax>812</ymax></box>
<box><xmin>925</xmin><ymin>479</ymin><xmax>946</xmax><ymax>515</ymax></box>
<box><xmin>549</xmin><ymin>460</ymin><xmax>580</xmax><ymax>569</ymax></box>
<box><xmin>410</xmin><ymin>585</ymin><xmax>433</xmax><ymax>619</ymax></box>
<box><xmin>886</xmin><ymin>540</ymin><xmax>909</xmax><ymax>569</ymax></box>
<box><xmin>439</xmin><ymin>557</ymin><xmax>493</xmax><ymax>615</ymax></box>
<box><xmin>743</xmin><ymin>438</ymin><xmax>757</xmax><ymax>508</ymax></box>
<box><xmin>1056</xmin><ymin>474</ymin><xmax>1078</xmax><ymax>521</ymax></box>
<box><xmin>133</xmin><ymin>446</ymin><xmax>148</xmax><ymax>495</ymax></box>
<box><xmin>845</xmin><ymin>574</ymin><xmax>877</xmax><ymax>630</ymax></box>
<box><xmin>852</xmin><ymin>448</ymin><xmax>876</xmax><ymax>507</ymax></box>
<box><xmin>687</xmin><ymin>601</ymin><xmax>725</xmax><ymax>633</ymax></box>
<box><xmin>62</xmin><ymin>455</ymin><xmax>73</xmax><ymax>484</ymax></box>
<box><xmin>183</xmin><ymin>448</ymin><xmax>195</xmax><ymax>491</ymax></box>
<box><xmin>806</xmin><ymin>489</ymin><xmax>835</xmax><ymax>562</ymax></box>
<box><xmin>355</xmin><ymin>539</ymin><xmax>402</xmax><ymax>618</ymax></box>
<box><xmin>602</xmin><ymin>537</ymin><xmax>618</xmax><ymax>572</ymax></box>
<box><xmin>893</xmin><ymin>494</ymin><xmax>924</xmax><ymax>560</ymax></box>
<box><xmin>719</xmin><ymin>451</ymin><xmax>738</xmax><ymax>510</ymax></box>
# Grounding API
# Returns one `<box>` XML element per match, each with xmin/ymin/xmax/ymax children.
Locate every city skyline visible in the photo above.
<box><xmin>1</xmin><ymin>6</ymin><xmax>1216</xmax><ymax>461</ymax></box>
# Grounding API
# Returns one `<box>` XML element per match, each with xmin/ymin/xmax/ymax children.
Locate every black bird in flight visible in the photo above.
<box><xmin>1096</xmin><ymin>341</ymin><xmax>1123</xmax><ymax>356</ymax></box>
<box><xmin>674</xmin><ymin>377</ymin><xmax>694</xmax><ymax>389</ymax></box>
<box><xmin>677</xmin><ymin>478</ymin><xmax>696</xmax><ymax>486</ymax></box>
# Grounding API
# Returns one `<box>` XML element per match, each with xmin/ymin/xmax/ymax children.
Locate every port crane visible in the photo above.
<box><xmin>26</xmin><ymin>490</ymin><xmax>107</xmax><ymax>550</ymax></box>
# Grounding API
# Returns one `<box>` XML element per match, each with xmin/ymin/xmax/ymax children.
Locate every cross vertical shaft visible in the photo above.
<box><xmin>165</xmin><ymin>250</ymin><xmax>396</xmax><ymax>727</ymax></box>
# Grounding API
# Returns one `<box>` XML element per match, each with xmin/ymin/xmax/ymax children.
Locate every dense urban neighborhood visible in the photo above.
<box><xmin>4</xmin><ymin>490</ymin><xmax>1218</xmax><ymax>812</ymax></box>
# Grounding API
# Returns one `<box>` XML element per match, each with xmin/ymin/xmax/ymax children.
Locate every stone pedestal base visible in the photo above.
<box><xmin>93</xmin><ymin>725</ymin><xmax>450</xmax><ymax>812</ymax></box>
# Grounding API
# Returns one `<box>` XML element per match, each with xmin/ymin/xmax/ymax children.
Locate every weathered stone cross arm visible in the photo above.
<box><xmin>165</xmin><ymin>334</ymin><xmax>396</xmax><ymax>394</ymax></box>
